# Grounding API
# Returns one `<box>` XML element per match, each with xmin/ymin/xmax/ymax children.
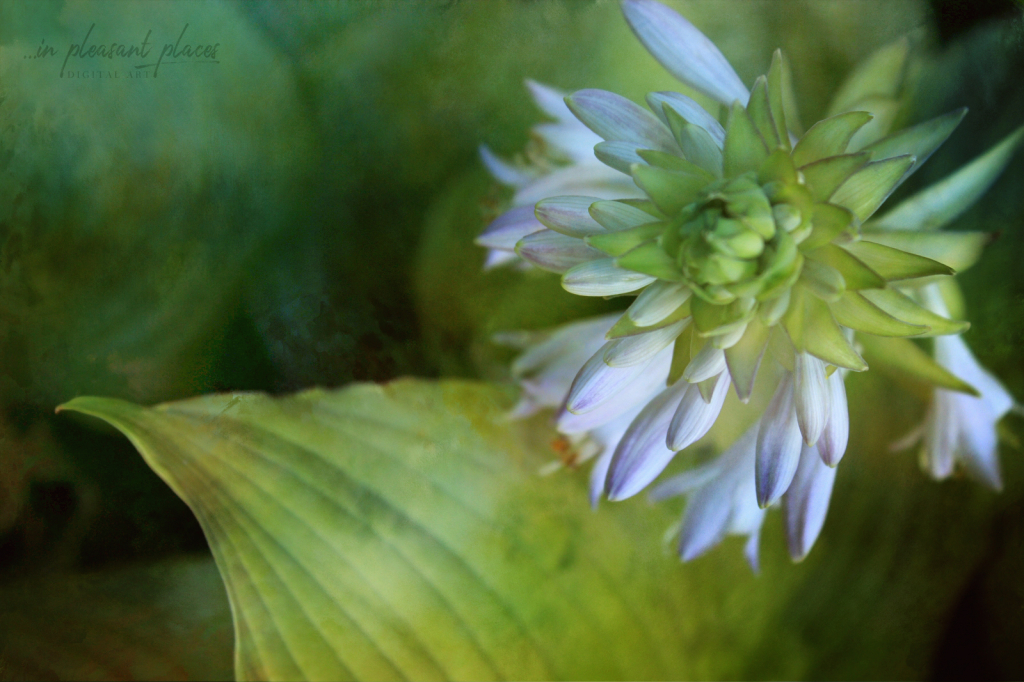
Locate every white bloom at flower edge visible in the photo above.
<box><xmin>896</xmin><ymin>285</ymin><xmax>1016</xmax><ymax>489</ymax></box>
<box><xmin>476</xmin><ymin>80</ymin><xmax>642</xmax><ymax>269</ymax></box>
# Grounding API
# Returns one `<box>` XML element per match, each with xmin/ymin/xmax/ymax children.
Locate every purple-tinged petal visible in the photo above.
<box><xmin>627</xmin><ymin>281</ymin><xmax>692</xmax><ymax>326</ymax></box>
<box><xmin>756</xmin><ymin>373</ymin><xmax>803</xmax><ymax>507</ymax></box>
<box><xmin>535</xmin><ymin>196</ymin><xmax>606</xmax><ymax>237</ymax></box>
<box><xmin>622</xmin><ymin>0</ymin><xmax>749</xmax><ymax>106</ymax></box>
<box><xmin>525</xmin><ymin>79</ymin><xmax>574</xmax><ymax>122</ymax></box>
<box><xmin>604</xmin><ymin>320</ymin><xmax>689</xmax><ymax>367</ymax></box>
<box><xmin>475</xmin><ymin>205</ymin><xmax>545</xmax><ymax>251</ymax></box>
<box><xmin>516</xmin><ymin>229</ymin><xmax>604</xmax><ymax>273</ymax></box>
<box><xmin>605</xmin><ymin>381</ymin><xmax>691</xmax><ymax>500</ymax></box>
<box><xmin>562</xmin><ymin>258</ymin><xmax>656</xmax><ymax>296</ymax></box>
<box><xmin>479</xmin><ymin>144</ymin><xmax>534</xmax><ymax>187</ymax></box>
<box><xmin>558</xmin><ymin>347</ymin><xmax>672</xmax><ymax>433</ymax></box>
<box><xmin>794</xmin><ymin>353</ymin><xmax>831</xmax><ymax>446</ymax></box>
<box><xmin>818</xmin><ymin>370</ymin><xmax>849</xmax><ymax>466</ymax></box>
<box><xmin>512</xmin><ymin>161</ymin><xmax>642</xmax><ymax>205</ymax></box>
<box><xmin>594</xmin><ymin>141</ymin><xmax>648</xmax><ymax>174</ymax></box>
<box><xmin>646</xmin><ymin>91</ymin><xmax>726</xmax><ymax>147</ymax></box>
<box><xmin>666</xmin><ymin>371</ymin><xmax>730</xmax><ymax>450</ymax></box>
<box><xmin>566</xmin><ymin>89</ymin><xmax>679</xmax><ymax>152</ymax></box>
<box><xmin>682</xmin><ymin>342</ymin><xmax>727</xmax><ymax>382</ymax></box>
<box><xmin>784</xmin><ymin>444</ymin><xmax>837</xmax><ymax>561</ymax></box>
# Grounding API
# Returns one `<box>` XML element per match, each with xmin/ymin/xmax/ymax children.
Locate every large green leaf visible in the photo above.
<box><xmin>56</xmin><ymin>378</ymin><xmax>1006</xmax><ymax>680</ymax></box>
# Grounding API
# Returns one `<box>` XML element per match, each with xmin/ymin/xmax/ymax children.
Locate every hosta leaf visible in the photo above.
<box><xmin>871</xmin><ymin>124</ymin><xmax>1024</xmax><ymax>231</ymax></box>
<box><xmin>723</xmin><ymin>102</ymin><xmax>768</xmax><ymax>178</ymax></box>
<box><xmin>791</xmin><ymin>112</ymin><xmax>874</xmax><ymax>167</ymax></box>
<box><xmin>860</xmin><ymin>230</ymin><xmax>992</xmax><ymax>273</ymax></box>
<box><xmin>841</xmin><ymin>241</ymin><xmax>954</xmax><ymax>281</ymax></box>
<box><xmin>831</xmin><ymin>155</ymin><xmax>914</xmax><ymax>221</ymax></box>
<box><xmin>858</xmin><ymin>336</ymin><xmax>979</xmax><ymax>396</ymax></box>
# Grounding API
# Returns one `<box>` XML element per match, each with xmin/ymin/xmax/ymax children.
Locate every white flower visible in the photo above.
<box><xmin>896</xmin><ymin>285</ymin><xmax>1015</xmax><ymax>489</ymax></box>
<box><xmin>484</xmin><ymin>0</ymin><xmax>1019</xmax><ymax>566</ymax></box>
<box><xmin>475</xmin><ymin>80</ymin><xmax>642</xmax><ymax>269</ymax></box>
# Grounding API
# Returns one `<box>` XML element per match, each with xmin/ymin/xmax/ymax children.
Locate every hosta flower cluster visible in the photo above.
<box><xmin>478</xmin><ymin>0</ymin><xmax>1021</xmax><ymax>567</ymax></box>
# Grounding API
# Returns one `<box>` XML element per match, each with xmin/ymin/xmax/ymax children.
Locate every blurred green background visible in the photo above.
<box><xmin>0</xmin><ymin>0</ymin><xmax>1021</xmax><ymax>679</ymax></box>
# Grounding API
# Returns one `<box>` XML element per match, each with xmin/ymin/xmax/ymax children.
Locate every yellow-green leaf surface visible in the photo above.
<box><xmin>57</xmin><ymin>379</ymin><xmax>1006</xmax><ymax>681</ymax></box>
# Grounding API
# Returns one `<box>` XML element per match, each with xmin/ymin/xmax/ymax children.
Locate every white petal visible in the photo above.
<box><xmin>483</xmin><ymin>249</ymin><xmax>520</xmax><ymax>270</ymax></box>
<box><xmin>682</xmin><ymin>342</ymin><xmax>727</xmax><ymax>382</ymax></box>
<box><xmin>647</xmin><ymin>460</ymin><xmax>722</xmax><ymax>501</ymax></box>
<box><xmin>479</xmin><ymin>144</ymin><xmax>534</xmax><ymax>187</ymax></box>
<box><xmin>621</xmin><ymin>0</ymin><xmax>749</xmax><ymax>106</ymax></box>
<box><xmin>512</xmin><ymin>161</ymin><xmax>643</xmax><ymax>206</ymax></box>
<box><xmin>511</xmin><ymin>314</ymin><xmax>616</xmax><ymax>378</ymax></box>
<box><xmin>594</xmin><ymin>140</ymin><xmax>648</xmax><ymax>174</ymax></box>
<box><xmin>666</xmin><ymin>372</ymin><xmax>730</xmax><ymax>450</ymax></box>
<box><xmin>818</xmin><ymin>370</ymin><xmax>849</xmax><ymax>466</ymax></box>
<box><xmin>784</xmin><ymin>445</ymin><xmax>837</xmax><ymax>561</ymax></box>
<box><xmin>677</xmin><ymin>476</ymin><xmax>733</xmax><ymax>561</ymax></box>
<box><xmin>535</xmin><ymin>122</ymin><xmax>604</xmax><ymax>162</ymax></box>
<box><xmin>605</xmin><ymin>381</ymin><xmax>690</xmax><ymax>500</ymax></box>
<box><xmin>565</xmin><ymin>89</ymin><xmax>679</xmax><ymax>152</ymax></box>
<box><xmin>934</xmin><ymin>333</ymin><xmax>1014</xmax><ymax>419</ymax></box>
<box><xmin>604</xmin><ymin>320</ymin><xmax>688</xmax><ymax>367</ymax></box>
<box><xmin>627</xmin><ymin>282</ymin><xmax>692</xmax><ymax>326</ymax></box>
<box><xmin>516</xmin><ymin>229</ymin><xmax>603</xmax><ymax>273</ymax></box>
<box><xmin>535</xmin><ymin>195</ymin><xmax>605</xmax><ymax>237</ymax></box>
<box><xmin>954</xmin><ymin>393</ymin><xmax>1003</xmax><ymax>490</ymax></box>
<box><xmin>755</xmin><ymin>373</ymin><xmax>804</xmax><ymax>507</ymax></box>
<box><xmin>475</xmin><ymin>205</ymin><xmax>545</xmax><ymax>251</ymax></box>
<box><xmin>743</xmin><ymin>523</ymin><xmax>763</xmax><ymax>573</ymax></box>
<box><xmin>567</xmin><ymin>338</ymin><xmax>668</xmax><ymax>414</ymax></box>
<box><xmin>924</xmin><ymin>395</ymin><xmax>958</xmax><ymax>479</ymax></box>
<box><xmin>645</xmin><ymin>91</ymin><xmax>726</xmax><ymax>147</ymax></box>
<box><xmin>557</xmin><ymin>347</ymin><xmax>671</xmax><ymax>433</ymax></box>
<box><xmin>589</xmin><ymin>448</ymin><xmax>615</xmax><ymax>508</ymax></box>
<box><xmin>794</xmin><ymin>353</ymin><xmax>831</xmax><ymax>446</ymax></box>
<box><xmin>525</xmin><ymin>79</ymin><xmax>574</xmax><ymax>122</ymax></box>
<box><xmin>710</xmin><ymin>322</ymin><xmax>748</xmax><ymax>350</ymax></box>
<box><xmin>562</xmin><ymin>258</ymin><xmax>656</xmax><ymax>296</ymax></box>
